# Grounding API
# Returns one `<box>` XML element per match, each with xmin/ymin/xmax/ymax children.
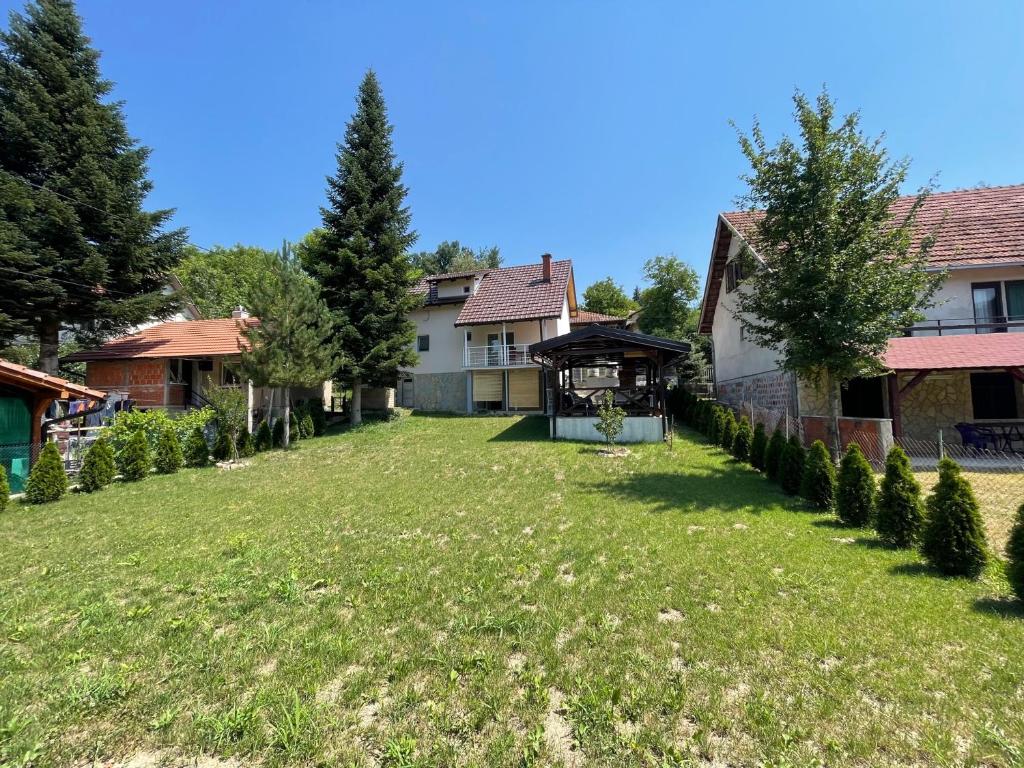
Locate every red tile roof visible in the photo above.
<box><xmin>884</xmin><ymin>333</ymin><xmax>1024</xmax><ymax>371</ymax></box>
<box><xmin>722</xmin><ymin>184</ymin><xmax>1024</xmax><ymax>269</ymax></box>
<box><xmin>0</xmin><ymin>358</ymin><xmax>106</xmax><ymax>400</ymax></box>
<box><xmin>435</xmin><ymin>260</ymin><xmax>573</xmax><ymax>326</ymax></box>
<box><xmin>571</xmin><ymin>310</ymin><xmax>626</xmax><ymax>326</ymax></box>
<box><xmin>65</xmin><ymin>318</ymin><xmax>258</xmax><ymax>362</ymax></box>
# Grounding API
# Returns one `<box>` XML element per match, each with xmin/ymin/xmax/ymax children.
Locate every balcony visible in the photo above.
<box><xmin>463</xmin><ymin>344</ymin><xmax>536</xmax><ymax>369</ymax></box>
<box><xmin>905</xmin><ymin>316</ymin><xmax>1024</xmax><ymax>336</ymax></box>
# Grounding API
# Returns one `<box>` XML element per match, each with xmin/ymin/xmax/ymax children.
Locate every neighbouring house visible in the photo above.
<box><xmin>0</xmin><ymin>358</ymin><xmax>106</xmax><ymax>492</ymax></box>
<box><xmin>65</xmin><ymin>309</ymin><xmax>330</xmax><ymax>429</ymax></box>
<box><xmin>570</xmin><ymin>310</ymin><xmax>627</xmax><ymax>329</ymax></box>
<box><xmin>698</xmin><ymin>183</ymin><xmax>1024</xmax><ymax>451</ymax></box>
<box><xmin>402</xmin><ymin>254</ymin><xmax>577</xmax><ymax>413</ymax></box>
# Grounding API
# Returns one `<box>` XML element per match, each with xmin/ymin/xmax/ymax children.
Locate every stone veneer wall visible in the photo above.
<box><xmin>899</xmin><ymin>371</ymin><xmax>973</xmax><ymax>443</ymax></box>
<box><xmin>716</xmin><ymin>369</ymin><xmax>799</xmax><ymax>428</ymax></box>
<box><xmin>413</xmin><ymin>372</ymin><xmax>467</xmax><ymax>413</ymax></box>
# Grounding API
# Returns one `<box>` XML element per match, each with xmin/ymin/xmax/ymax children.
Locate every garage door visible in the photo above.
<box><xmin>508</xmin><ymin>369</ymin><xmax>540</xmax><ymax>410</ymax></box>
<box><xmin>472</xmin><ymin>370</ymin><xmax>503</xmax><ymax>404</ymax></box>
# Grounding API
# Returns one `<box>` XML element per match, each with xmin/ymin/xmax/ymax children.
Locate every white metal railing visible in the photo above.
<box><xmin>463</xmin><ymin>343</ymin><xmax>535</xmax><ymax>368</ymax></box>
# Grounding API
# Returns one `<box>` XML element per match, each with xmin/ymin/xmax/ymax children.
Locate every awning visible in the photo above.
<box><xmin>885</xmin><ymin>333</ymin><xmax>1024</xmax><ymax>372</ymax></box>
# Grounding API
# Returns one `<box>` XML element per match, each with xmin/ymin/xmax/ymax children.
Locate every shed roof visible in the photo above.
<box><xmin>571</xmin><ymin>310</ymin><xmax>626</xmax><ymax>326</ymax></box>
<box><xmin>65</xmin><ymin>318</ymin><xmax>257</xmax><ymax>362</ymax></box>
<box><xmin>530</xmin><ymin>325</ymin><xmax>690</xmax><ymax>367</ymax></box>
<box><xmin>0</xmin><ymin>358</ymin><xmax>106</xmax><ymax>400</ymax></box>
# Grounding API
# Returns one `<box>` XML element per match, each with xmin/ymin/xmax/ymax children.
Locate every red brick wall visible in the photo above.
<box><xmin>85</xmin><ymin>359</ymin><xmax>167</xmax><ymax>406</ymax></box>
<box><xmin>800</xmin><ymin>415</ymin><xmax>893</xmax><ymax>459</ymax></box>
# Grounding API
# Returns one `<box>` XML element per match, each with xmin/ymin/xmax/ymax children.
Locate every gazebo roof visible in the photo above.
<box><xmin>530</xmin><ymin>325</ymin><xmax>691</xmax><ymax>367</ymax></box>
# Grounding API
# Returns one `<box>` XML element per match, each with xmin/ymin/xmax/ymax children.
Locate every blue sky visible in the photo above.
<box><xmin>3</xmin><ymin>1</ymin><xmax>1023</xmax><ymax>293</ymax></box>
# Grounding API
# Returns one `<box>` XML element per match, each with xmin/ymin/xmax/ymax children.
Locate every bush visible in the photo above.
<box><xmin>800</xmin><ymin>440</ymin><xmax>836</xmax><ymax>510</ymax></box>
<box><xmin>300</xmin><ymin>413</ymin><xmax>315</xmax><ymax>440</ymax></box>
<box><xmin>0</xmin><ymin>464</ymin><xmax>8</xmax><ymax>512</ymax></box>
<box><xmin>272</xmin><ymin>417</ymin><xmax>286</xmax><ymax>448</ymax></box>
<box><xmin>212</xmin><ymin>427</ymin><xmax>234</xmax><ymax>462</ymax></box>
<box><xmin>289</xmin><ymin>411</ymin><xmax>301</xmax><ymax>442</ymax></box>
<box><xmin>1007</xmin><ymin>503</ymin><xmax>1024</xmax><ymax>603</ymax></box>
<box><xmin>779</xmin><ymin>435</ymin><xmax>805</xmax><ymax>496</ymax></box>
<box><xmin>104</xmin><ymin>406</ymin><xmax>214</xmax><ymax>455</ymax></box>
<box><xmin>875</xmin><ymin>445</ymin><xmax>924</xmax><ymax>548</ymax></box>
<box><xmin>708</xmin><ymin>407</ymin><xmax>722</xmax><ymax>444</ymax></box>
<box><xmin>750</xmin><ymin>423</ymin><xmax>768</xmax><ymax>471</ymax></box>
<box><xmin>255</xmin><ymin>420</ymin><xmax>273</xmax><ymax>452</ymax></box>
<box><xmin>237</xmin><ymin>425</ymin><xmax>255</xmax><ymax>457</ymax></box>
<box><xmin>24</xmin><ymin>442</ymin><xmax>67</xmax><ymax>503</ymax></box>
<box><xmin>719</xmin><ymin>410</ymin><xmax>737</xmax><ymax>452</ymax></box>
<box><xmin>78</xmin><ymin>436</ymin><xmax>115</xmax><ymax>492</ymax></box>
<box><xmin>732</xmin><ymin>416</ymin><xmax>753</xmax><ymax>462</ymax></box>
<box><xmin>154</xmin><ymin>426</ymin><xmax>183</xmax><ymax>474</ymax></box>
<box><xmin>184</xmin><ymin>427</ymin><xmax>210</xmax><ymax>468</ymax></box>
<box><xmin>921</xmin><ymin>458</ymin><xmax>988</xmax><ymax>578</ymax></box>
<box><xmin>118</xmin><ymin>429</ymin><xmax>151</xmax><ymax>481</ymax></box>
<box><xmin>764</xmin><ymin>428</ymin><xmax>787</xmax><ymax>483</ymax></box>
<box><xmin>309</xmin><ymin>399</ymin><xmax>327</xmax><ymax>436</ymax></box>
<box><xmin>836</xmin><ymin>444</ymin><xmax>876</xmax><ymax>527</ymax></box>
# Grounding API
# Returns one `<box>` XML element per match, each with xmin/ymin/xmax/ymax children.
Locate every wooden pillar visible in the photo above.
<box><xmin>887</xmin><ymin>373</ymin><xmax>903</xmax><ymax>439</ymax></box>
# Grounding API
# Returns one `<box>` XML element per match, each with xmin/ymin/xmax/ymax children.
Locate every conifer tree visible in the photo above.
<box><xmin>0</xmin><ymin>0</ymin><xmax>186</xmax><ymax>369</ymax></box>
<box><xmin>184</xmin><ymin>427</ymin><xmax>209</xmax><ymax>468</ymax></box>
<box><xmin>212</xmin><ymin>427</ymin><xmax>233</xmax><ymax>461</ymax></box>
<box><xmin>272</xmin><ymin>417</ymin><xmax>285</xmax><ymax>448</ymax></box>
<box><xmin>0</xmin><ymin>464</ymin><xmax>8</xmax><ymax>511</ymax></box>
<box><xmin>764</xmin><ymin>428</ymin><xmax>786</xmax><ymax>483</ymax></box>
<box><xmin>237</xmin><ymin>425</ymin><xmax>255</xmax><ymax>457</ymax></box>
<box><xmin>153</xmin><ymin>425</ymin><xmax>182</xmax><ymax>474</ymax></box>
<box><xmin>750</xmin><ymin>423</ymin><xmax>768</xmax><ymax>471</ymax></box>
<box><xmin>779</xmin><ymin>435</ymin><xmax>805</xmax><ymax>496</ymax></box>
<box><xmin>24</xmin><ymin>442</ymin><xmax>66</xmax><ymax>503</ymax></box>
<box><xmin>732</xmin><ymin>416</ymin><xmax>753</xmax><ymax>462</ymax></box>
<box><xmin>304</xmin><ymin>71</ymin><xmax>420</xmax><ymax>426</ymax></box>
<box><xmin>720</xmin><ymin>410</ymin><xmax>738</xmax><ymax>452</ymax></box>
<box><xmin>300</xmin><ymin>412</ymin><xmax>315</xmax><ymax>440</ymax></box>
<box><xmin>78</xmin><ymin>435</ymin><xmax>114</xmax><ymax>492</ymax></box>
<box><xmin>309</xmin><ymin>399</ymin><xmax>327</xmax><ymax>436</ymax></box>
<box><xmin>254</xmin><ymin>420</ymin><xmax>273</xmax><ymax>452</ymax></box>
<box><xmin>875</xmin><ymin>445</ymin><xmax>924</xmax><ymax>548</ymax></box>
<box><xmin>708</xmin><ymin>407</ymin><xmax>723</xmax><ymax>444</ymax></box>
<box><xmin>1006</xmin><ymin>503</ymin><xmax>1024</xmax><ymax>603</ymax></box>
<box><xmin>921</xmin><ymin>458</ymin><xmax>988</xmax><ymax>578</ymax></box>
<box><xmin>836</xmin><ymin>443</ymin><xmax>876</xmax><ymax>527</ymax></box>
<box><xmin>117</xmin><ymin>429</ymin><xmax>150</xmax><ymax>481</ymax></box>
<box><xmin>800</xmin><ymin>440</ymin><xmax>836</xmax><ymax>510</ymax></box>
<box><xmin>289</xmin><ymin>411</ymin><xmax>302</xmax><ymax>441</ymax></box>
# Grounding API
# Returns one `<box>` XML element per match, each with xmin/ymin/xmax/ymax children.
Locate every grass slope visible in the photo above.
<box><xmin>0</xmin><ymin>415</ymin><xmax>1022</xmax><ymax>767</ymax></box>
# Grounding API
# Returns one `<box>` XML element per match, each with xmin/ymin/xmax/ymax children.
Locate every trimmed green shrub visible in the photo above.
<box><xmin>78</xmin><ymin>436</ymin><xmax>115</xmax><ymax>492</ymax></box>
<box><xmin>212</xmin><ymin>427</ymin><xmax>234</xmax><ymax>462</ymax></box>
<box><xmin>750</xmin><ymin>423</ymin><xmax>768</xmax><ymax>471</ymax></box>
<box><xmin>300</xmin><ymin>413</ymin><xmax>315</xmax><ymax>440</ymax></box>
<box><xmin>237</xmin><ymin>426</ymin><xmax>255</xmax><ymax>457</ymax></box>
<box><xmin>24</xmin><ymin>442</ymin><xmax>67</xmax><ymax>503</ymax></box>
<box><xmin>732</xmin><ymin>416</ymin><xmax>753</xmax><ymax>462</ymax></box>
<box><xmin>154</xmin><ymin>426</ymin><xmax>183</xmax><ymax>474</ymax></box>
<box><xmin>272</xmin><ymin>417</ymin><xmax>286</xmax><ymax>448</ymax></box>
<box><xmin>309</xmin><ymin>399</ymin><xmax>327</xmax><ymax>436</ymax></box>
<box><xmin>921</xmin><ymin>458</ymin><xmax>988</xmax><ymax>578</ymax></box>
<box><xmin>104</xmin><ymin>406</ymin><xmax>214</xmax><ymax>455</ymax></box>
<box><xmin>719</xmin><ymin>410</ymin><xmax>738</xmax><ymax>452</ymax></box>
<box><xmin>289</xmin><ymin>411</ymin><xmax>301</xmax><ymax>441</ymax></box>
<box><xmin>800</xmin><ymin>440</ymin><xmax>836</xmax><ymax>510</ymax></box>
<box><xmin>1007</xmin><ymin>503</ymin><xmax>1024</xmax><ymax>603</ymax></box>
<box><xmin>764</xmin><ymin>428</ymin><xmax>787</xmax><ymax>483</ymax></box>
<box><xmin>184</xmin><ymin>427</ymin><xmax>210</xmax><ymax>468</ymax></box>
<box><xmin>779</xmin><ymin>435</ymin><xmax>805</xmax><ymax>496</ymax></box>
<box><xmin>0</xmin><ymin>464</ymin><xmax>8</xmax><ymax>512</ymax></box>
<box><xmin>836</xmin><ymin>444</ymin><xmax>876</xmax><ymax>527</ymax></box>
<box><xmin>255</xmin><ymin>420</ymin><xmax>273</xmax><ymax>452</ymax></box>
<box><xmin>875</xmin><ymin>445</ymin><xmax>924</xmax><ymax>548</ymax></box>
<box><xmin>118</xmin><ymin>429</ymin><xmax>151</xmax><ymax>481</ymax></box>
<box><xmin>708</xmin><ymin>407</ymin><xmax>723</xmax><ymax>444</ymax></box>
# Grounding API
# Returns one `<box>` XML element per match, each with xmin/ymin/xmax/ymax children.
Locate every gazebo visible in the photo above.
<box><xmin>529</xmin><ymin>326</ymin><xmax>690</xmax><ymax>442</ymax></box>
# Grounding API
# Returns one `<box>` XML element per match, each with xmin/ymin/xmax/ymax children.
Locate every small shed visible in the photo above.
<box><xmin>529</xmin><ymin>326</ymin><xmax>690</xmax><ymax>442</ymax></box>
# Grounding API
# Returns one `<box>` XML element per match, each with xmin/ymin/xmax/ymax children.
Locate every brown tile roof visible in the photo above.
<box><xmin>884</xmin><ymin>333</ymin><xmax>1024</xmax><ymax>371</ymax></box>
<box><xmin>571</xmin><ymin>310</ymin><xmax>626</xmax><ymax>326</ymax></box>
<box><xmin>0</xmin><ymin>358</ymin><xmax>106</xmax><ymax>400</ymax></box>
<box><xmin>65</xmin><ymin>318</ymin><xmax>258</xmax><ymax>362</ymax></box>
<box><xmin>453</xmin><ymin>260</ymin><xmax>574</xmax><ymax>326</ymax></box>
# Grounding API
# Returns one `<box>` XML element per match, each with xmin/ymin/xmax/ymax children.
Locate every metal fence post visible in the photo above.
<box><xmin>938</xmin><ymin>429</ymin><xmax>944</xmax><ymax>461</ymax></box>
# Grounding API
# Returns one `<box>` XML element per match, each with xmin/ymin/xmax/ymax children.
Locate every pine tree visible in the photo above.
<box><xmin>153</xmin><ymin>425</ymin><xmax>182</xmax><ymax>474</ymax></box>
<box><xmin>1007</xmin><ymin>503</ymin><xmax>1024</xmax><ymax>603</ymax></box>
<box><xmin>237</xmin><ymin>425</ymin><xmax>255</xmax><ymax>457</ymax></box>
<box><xmin>184</xmin><ymin>426</ymin><xmax>209</xmax><ymax>468</ymax></box>
<box><xmin>240</xmin><ymin>245</ymin><xmax>338</xmax><ymax>448</ymax></box>
<box><xmin>0</xmin><ymin>0</ymin><xmax>186</xmax><ymax>368</ymax></box>
<box><xmin>300</xmin><ymin>412</ymin><xmax>315</xmax><ymax>439</ymax></box>
<box><xmin>750</xmin><ymin>423</ymin><xmax>768</xmax><ymax>471</ymax></box>
<box><xmin>707</xmin><ymin>407</ymin><xmax>722</xmax><ymax>444</ymax></box>
<box><xmin>24</xmin><ymin>442</ymin><xmax>66</xmax><ymax>503</ymax></box>
<box><xmin>921</xmin><ymin>458</ymin><xmax>988</xmax><ymax>578</ymax></box>
<box><xmin>78</xmin><ymin>435</ymin><xmax>114</xmax><ymax>492</ymax></box>
<box><xmin>304</xmin><ymin>70</ymin><xmax>420</xmax><ymax>426</ymax></box>
<box><xmin>719</xmin><ymin>410</ymin><xmax>738</xmax><ymax>452</ymax></box>
<box><xmin>801</xmin><ymin>440</ymin><xmax>836</xmax><ymax>510</ymax></box>
<box><xmin>779</xmin><ymin>435</ymin><xmax>805</xmax><ymax>496</ymax></box>
<box><xmin>764</xmin><ymin>428</ymin><xmax>787</xmax><ymax>483</ymax></box>
<box><xmin>0</xmin><ymin>464</ymin><xmax>8</xmax><ymax>511</ymax></box>
<box><xmin>309</xmin><ymin>399</ymin><xmax>327</xmax><ymax>436</ymax></box>
<box><xmin>117</xmin><ymin>429</ymin><xmax>151</xmax><ymax>481</ymax></box>
<box><xmin>255</xmin><ymin>420</ymin><xmax>273</xmax><ymax>452</ymax></box>
<box><xmin>732</xmin><ymin>416</ymin><xmax>753</xmax><ymax>462</ymax></box>
<box><xmin>875</xmin><ymin>445</ymin><xmax>924</xmax><ymax>548</ymax></box>
<box><xmin>836</xmin><ymin>443</ymin><xmax>876</xmax><ymax>527</ymax></box>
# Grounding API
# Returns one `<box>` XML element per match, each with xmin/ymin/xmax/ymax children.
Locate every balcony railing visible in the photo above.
<box><xmin>904</xmin><ymin>317</ymin><xmax>1024</xmax><ymax>336</ymax></box>
<box><xmin>463</xmin><ymin>343</ymin><xmax>535</xmax><ymax>369</ymax></box>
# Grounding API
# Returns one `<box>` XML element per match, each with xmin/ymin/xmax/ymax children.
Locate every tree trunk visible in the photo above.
<box><xmin>826</xmin><ymin>371</ymin><xmax>842</xmax><ymax>461</ymax></box>
<box><xmin>38</xmin><ymin>316</ymin><xmax>60</xmax><ymax>375</ymax></box>
<box><xmin>283</xmin><ymin>386</ymin><xmax>291</xmax><ymax>448</ymax></box>
<box><xmin>351</xmin><ymin>377</ymin><xmax>362</xmax><ymax>426</ymax></box>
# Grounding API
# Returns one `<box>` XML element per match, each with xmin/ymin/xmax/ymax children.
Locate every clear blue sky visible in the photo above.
<box><xmin>4</xmin><ymin>1</ymin><xmax>1023</xmax><ymax>293</ymax></box>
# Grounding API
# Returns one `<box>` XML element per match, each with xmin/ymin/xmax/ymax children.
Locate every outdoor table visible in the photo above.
<box><xmin>973</xmin><ymin>422</ymin><xmax>1024</xmax><ymax>452</ymax></box>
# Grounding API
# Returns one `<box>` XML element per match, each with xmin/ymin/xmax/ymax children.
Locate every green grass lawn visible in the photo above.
<box><xmin>1</xmin><ymin>415</ymin><xmax>1022</xmax><ymax>768</ymax></box>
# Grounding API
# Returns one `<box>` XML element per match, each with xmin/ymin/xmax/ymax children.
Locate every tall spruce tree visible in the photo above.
<box><xmin>0</xmin><ymin>0</ymin><xmax>186</xmax><ymax>371</ymax></box>
<box><xmin>306</xmin><ymin>70</ymin><xmax>419</xmax><ymax>426</ymax></box>
<box><xmin>240</xmin><ymin>245</ymin><xmax>339</xmax><ymax>447</ymax></box>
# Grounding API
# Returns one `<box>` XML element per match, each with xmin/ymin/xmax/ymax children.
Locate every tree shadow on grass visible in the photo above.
<box><xmin>972</xmin><ymin>596</ymin><xmax>1024</xmax><ymax>619</ymax></box>
<box><xmin>488</xmin><ymin>416</ymin><xmax>550</xmax><ymax>442</ymax></box>
<box><xmin>889</xmin><ymin>562</ymin><xmax>935</xmax><ymax>577</ymax></box>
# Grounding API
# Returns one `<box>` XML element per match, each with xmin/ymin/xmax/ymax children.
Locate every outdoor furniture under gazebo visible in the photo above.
<box><xmin>529</xmin><ymin>325</ymin><xmax>691</xmax><ymax>443</ymax></box>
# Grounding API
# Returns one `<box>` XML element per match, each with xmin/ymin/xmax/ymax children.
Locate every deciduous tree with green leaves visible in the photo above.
<box><xmin>581</xmin><ymin>277</ymin><xmax>637</xmax><ymax>318</ymax></box>
<box><xmin>304</xmin><ymin>70</ymin><xmax>420</xmax><ymax>426</ymax></box>
<box><xmin>175</xmin><ymin>244</ymin><xmax>280</xmax><ymax>318</ymax></box>
<box><xmin>732</xmin><ymin>89</ymin><xmax>942</xmax><ymax>456</ymax></box>
<box><xmin>409</xmin><ymin>241</ymin><xmax>501</xmax><ymax>276</ymax></box>
<box><xmin>636</xmin><ymin>256</ymin><xmax>700</xmax><ymax>340</ymax></box>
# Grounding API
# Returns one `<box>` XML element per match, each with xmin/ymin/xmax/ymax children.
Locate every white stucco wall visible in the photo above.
<box><xmin>552</xmin><ymin>416</ymin><xmax>664</xmax><ymax>443</ymax></box>
<box><xmin>913</xmin><ymin>265</ymin><xmax>1024</xmax><ymax>334</ymax></box>
<box><xmin>407</xmin><ymin>305</ymin><xmax>465</xmax><ymax>374</ymax></box>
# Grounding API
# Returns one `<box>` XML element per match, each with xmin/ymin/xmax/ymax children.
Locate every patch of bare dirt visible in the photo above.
<box><xmin>545</xmin><ymin>689</ymin><xmax>582</xmax><ymax>766</ymax></box>
<box><xmin>658</xmin><ymin>608</ymin><xmax>684</xmax><ymax>623</ymax></box>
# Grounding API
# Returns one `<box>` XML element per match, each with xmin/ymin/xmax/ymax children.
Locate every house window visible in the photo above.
<box><xmin>972</xmin><ymin>282</ymin><xmax>1006</xmax><ymax>333</ymax></box>
<box><xmin>417</xmin><ymin>335</ymin><xmax>430</xmax><ymax>352</ymax></box>
<box><xmin>1006</xmin><ymin>280</ymin><xmax>1024</xmax><ymax>323</ymax></box>
<box><xmin>725</xmin><ymin>259</ymin><xmax>745</xmax><ymax>293</ymax></box>
<box><xmin>463</xmin><ymin>285</ymin><xmax>471</xmax><ymax>293</ymax></box>
<box><xmin>971</xmin><ymin>372</ymin><xmax>1018</xmax><ymax>419</ymax></box>
<box><xmin>168</xmin><ymin>359</ymin><xmax>187</xmax><ymax>384</ymax></box>
<box><xmin>221</xmin><ymin>364</ymin><xmax>241</xmax><ymax>386</ymax></box>
<box><xmin>466</xmin><ymin>332</ymin><xmax>472</xmax><ymax>342</ymax></box>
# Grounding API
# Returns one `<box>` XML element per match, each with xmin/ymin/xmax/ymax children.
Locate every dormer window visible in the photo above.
<box><xmin>463</xmin><ymin>285</ymin><xmax>470</xmax><ymax>293</ymax></box>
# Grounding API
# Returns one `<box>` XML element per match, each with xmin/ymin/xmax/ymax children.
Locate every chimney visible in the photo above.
<box><xmin>541</xmin><ymin>253</ymin><xmax>552</xmax><ymax>282</ymax></box>
<box><xmin>231</xmin><ymin>306</ymin><xmax>249</xmax><ymax>319</ymax></box>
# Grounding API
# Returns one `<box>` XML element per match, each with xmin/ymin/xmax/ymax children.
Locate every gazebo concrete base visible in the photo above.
<box><xmin>551</xmin><ymin>415</ymin><xmax>664</xmax><ymax>443</ymax></box>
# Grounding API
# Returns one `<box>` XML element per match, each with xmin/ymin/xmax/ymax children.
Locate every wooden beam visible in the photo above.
<box><xmin>1008</xmin><ymin>367</ymin><xmax>1024</xmax><ymax>384</ymax></box>
<box><xmin>887</xmin><ymin>374</ymin><xmax>903</xmax><ymax>439</ymax></box>
<box><xmin>899</xmin><ymin>369</ymin><xmax>932</xmax><ymax>396</ymax></box>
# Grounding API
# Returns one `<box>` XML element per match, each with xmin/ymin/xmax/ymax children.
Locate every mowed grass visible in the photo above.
<box><xmin>1</xmin><ymin>415</ymin><xmax>1023</xmax><ymax>768</ymax></box>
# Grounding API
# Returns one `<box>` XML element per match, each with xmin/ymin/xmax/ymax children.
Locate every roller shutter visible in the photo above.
<box><xmin>508</xmin><ymin>369</ymin><xmax>540</xmax><ymax>409</ymax></box>
<box><xmin>472</xmin><ymin>370</ymin><xmax>503</xmax><ymax>403</ymax></box>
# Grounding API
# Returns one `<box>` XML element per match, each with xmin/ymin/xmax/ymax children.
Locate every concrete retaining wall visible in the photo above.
<box><xmin>552</xmin><ymin>416</ymin><xmax>664</xmax><ymax>443</ymax></box>
<box><xmin>413</xmin><ymin>372</ymin><xmax>468</xmax><ymax>413</ymax></box>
